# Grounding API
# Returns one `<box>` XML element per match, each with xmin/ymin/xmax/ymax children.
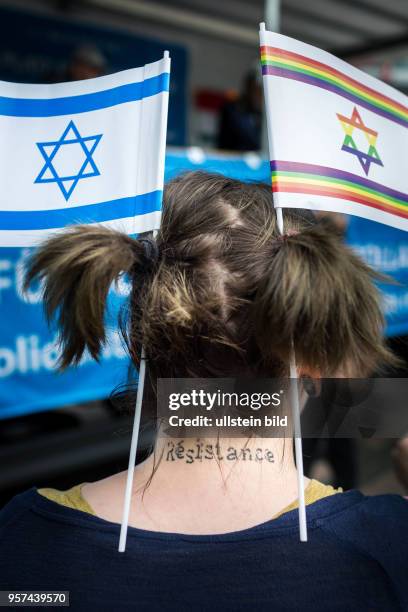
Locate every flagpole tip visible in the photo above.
<box><xmin>275</xmin><ymin>206</ymin><xmax>284</xmax><ymax>235</ymax></box>
<box><xmin>259</xmin><ymin>22</ymin><xmax>266</xmax><ymax>31</ymax></box>
<box><xmin>163</xmin><ymin>50</ymin><xmax>170</xmax><ymax>59</ymax></box>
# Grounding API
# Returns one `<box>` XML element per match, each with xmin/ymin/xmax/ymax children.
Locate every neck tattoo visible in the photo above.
<box><xmin>165</xmin><ymin>440</ymin><xmax>275</xmax><ymax>464</ymax></box>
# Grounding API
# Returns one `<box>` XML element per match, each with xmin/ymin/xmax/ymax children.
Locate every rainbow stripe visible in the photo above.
<box><xmin>261</xmin><ymin>46</ymin><xmax>408</xmax><ymax>129</ymax></box>
<box><xmin>271</xmin><ymin>161</ymin><xmax>408</xmax><ymax>220</ymax></box>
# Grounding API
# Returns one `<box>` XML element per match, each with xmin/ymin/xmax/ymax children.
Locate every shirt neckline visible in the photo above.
<box><xmin>26</xmin><ymin>487</ymin><xmax>365</xmax><ymax>543</ymax></box>
<box><xmin>39</xmin><ymin>478</ymin><xmax>340</xmax><ymax>520</ymax></box>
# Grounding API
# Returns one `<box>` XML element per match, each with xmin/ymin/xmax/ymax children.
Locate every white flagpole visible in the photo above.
<box><xmin>119</xmin><ymin>50</ymin><xmax>170</xmax><ymax>552</ymax></box>
<box><xmin>289</xmin><ymin>353</ymin><xmax>308</xmax><ymax>542</ymax></box>
<box><xmin>261</xmin><ymin>23</ymin><xmax>307</xmax><ymax>542</ymax></box>
<box><xmin>118</xmin><ymin>345</ymin><xmax>147</xmax><ymax>552</ymax></box>
<box><xmin>276</xmin><ymin>207</ymin><xmax>307</xmax><ymax>542</ymax></box>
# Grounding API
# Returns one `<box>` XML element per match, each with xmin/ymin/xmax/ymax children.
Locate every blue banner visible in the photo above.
<box><xmin>1</xmin><ymin>150</ymin><xmax>406</xmax><ymax>420</ymax></box>
<box><xmin>0</xmin><ymin>246</ymin><xmax>131</xmax><ymax>419</ymax></box>
<box><xmin>346</xmin><ymin>217</ymin><xmax>408</xmax><ymax>338</ymax></box>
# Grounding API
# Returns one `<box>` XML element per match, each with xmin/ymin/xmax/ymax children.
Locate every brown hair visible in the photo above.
<box><xmin>24</xmin><ymin>171</ymin><xmax>394</xmax><ymax>380</ymax></box>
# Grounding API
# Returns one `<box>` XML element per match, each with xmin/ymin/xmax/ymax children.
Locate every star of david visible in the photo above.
<box><xmin>336</xmin><ymin>106</ymin><xmax>383</xmax><ymax>176</ymax></box>
<box><xmin>34</xmin><ymin>120</ymin><xmax>102</xmax><ymax>201</ymax></box>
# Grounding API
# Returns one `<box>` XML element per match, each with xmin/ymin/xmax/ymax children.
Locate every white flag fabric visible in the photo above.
<box><xmin>260</xmin><ymin>28</ymin><xmax>408</xmax><ymax>232</ymax></box>
<box><xmin>0</xmin><ymin>56</ymin><xmax>170</xmax><ymax>246</ymax></box>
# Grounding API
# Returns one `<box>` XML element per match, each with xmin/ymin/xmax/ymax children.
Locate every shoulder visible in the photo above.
<box><xmin>326</xmin><ymin>492</ymin><xmax>408</xmax><ymax>532</ymax></box>
<box><xmin>0</xmin><ymin>489</ymin><xmax>44</xmax><ymax>577</ymax></box>
<box><xmin>0</xmin><ymin>488</ymin><xmax>101</xmax><ymax>592</ymax></box>
<box><xmin>362</xmin><ymin>492</ymin><xmax>408</xmax><ymax>520</ymax></box>
<box><xmin>0</xmin><ymin>487</ymin><xmax>110</xmax><ymax>589</ymax></box>
<box><xmin>0</xmin><ymin>488</ymin><xmax>69</xmax><ymax>551</ymax></box>
<box><xmin>0</xmin><ymin>486</ymin><xmax>94</xmax><ymax>553</ymax></box>
<box><xmin>317</xmin><ymin>493</ymin><xmax>408</xmax><ymax>605</ymax></box>
<box><xmin>0</xmin><ymin>488</ymin><xmax>37</xmax><ymax>531</ymax></box>
<box><xmin>318</xmin><ymin>492</ymin><xmax>408</xmax><ymax>546</ymax></box>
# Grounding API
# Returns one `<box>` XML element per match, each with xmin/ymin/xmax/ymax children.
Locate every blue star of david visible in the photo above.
<box><xmin>34</xmin><ymin>120</ymin><xmax>102</xmax><ymax>201</ymax></box>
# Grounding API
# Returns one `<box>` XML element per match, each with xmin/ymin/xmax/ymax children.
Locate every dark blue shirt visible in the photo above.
<box><xmin>0</xmin><ymin>488</ymin><xmax>407</xmax><ymax>611</ymax></box>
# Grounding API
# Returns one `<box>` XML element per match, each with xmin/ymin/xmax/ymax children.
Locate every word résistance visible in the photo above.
<box><xmin>166</xmin><ymin>441</ymin><xmax>275</xmax><ymax>463</ymax></box>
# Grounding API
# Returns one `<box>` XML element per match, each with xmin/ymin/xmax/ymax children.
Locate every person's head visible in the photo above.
<box><xmin>24</xmin><ymin>171</ymin><xmax>394</xmax><ymax>384</ymax></box>
<box><xmin>241</xmin><ymin>69</ymin><xmax>263</xmax><ymax>113</ymax></box>
<box><xmin>67</xmin><ymin>45</ymin><xmax>106</xmax><ymax>81</ymax></box>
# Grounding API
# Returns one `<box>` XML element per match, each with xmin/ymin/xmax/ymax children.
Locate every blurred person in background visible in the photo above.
<box><xmin>48</xmin><ymin>44</ymin><xmax>107</xmax><ymax>83</ymax></box>
<box><xmin>217</xmin><ymin>69</ymin><xmax>262</xmax><ymax>151</ymax></box>
<box><xmin>393</xmin><ymin>436</ymin><xmax>408</xmax><ymax>492</ymax></box>
<box><xmin>0</xmin><ymin>173</ymin><xmax>407</xmax><ymax>611</ymax></box>
<box><xmin>67</xmin><ymin>45</ymin><xmax>106</xmax><ymax>81</ymax></box>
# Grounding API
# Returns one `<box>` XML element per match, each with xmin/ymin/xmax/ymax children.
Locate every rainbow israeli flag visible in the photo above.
<box><xmin>260</xmin><ymin>27</ymin><xmax>408</xmax><ymax>232</ymax></box>
<box><xmin>0</xmin><ymin>55</ymin><xmax>170</xmax><ymax>246</ymax></box>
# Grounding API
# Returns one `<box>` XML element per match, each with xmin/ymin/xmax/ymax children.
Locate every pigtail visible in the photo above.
<box><xmin>24</xmin><ymin>225</ymin><xmax>153</xmax><ymax>370</ymax></box>
<box><xmin>254</xmin><ymin>221</ymin><xmax>394</xmax><ymax>375</ymax></box>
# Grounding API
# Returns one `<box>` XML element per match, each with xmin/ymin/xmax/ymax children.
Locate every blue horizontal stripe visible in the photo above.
<box><xmin>0</xmin><ymin>191</ymin><xmax>162</xmax><ymax>230</ymax></box>
<box><xmin>0</xmin><ymin>72</ymin><xmax>169</xmax><ymax>117</ymax></box>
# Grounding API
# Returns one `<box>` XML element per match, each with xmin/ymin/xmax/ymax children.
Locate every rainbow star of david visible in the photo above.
<box><xmin>337</xmin><ymin>106</ymin><xmax>383</xmax><ymax>176</ymax></box>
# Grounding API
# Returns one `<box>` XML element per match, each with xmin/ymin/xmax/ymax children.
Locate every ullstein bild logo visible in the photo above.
<box><xmin>167</xmin><ymin>413</ymin><xmax>287</xmax><ymax>429</ymax></box>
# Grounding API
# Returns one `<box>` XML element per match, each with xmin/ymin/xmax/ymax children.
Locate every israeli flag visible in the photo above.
<box><xmin>0</xmin><ymin>54</ymin><xmax>170</xmax><ymax>246</ymax></box>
